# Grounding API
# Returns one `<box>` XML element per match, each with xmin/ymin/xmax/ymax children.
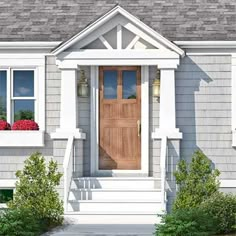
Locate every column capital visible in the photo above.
<box><xmin>157</xmin><ymin>61</ymin><xmax>180</xmax><ymax>70</ymax></box>
<box><xmin>56</xmin><ymin>59</ymin><xmax>80</xmax><ymax>70</ymax></box>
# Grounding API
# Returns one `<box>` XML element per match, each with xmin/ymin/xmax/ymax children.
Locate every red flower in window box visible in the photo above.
<box><xmin>0</xmin><ymin>120</ymin><xmax>11</xmax><ymax>130</ymax></box>
<box><xmin>12</xmin><ymin>120</ymin><xmax>39</xmax><ymax>130</ymax></box>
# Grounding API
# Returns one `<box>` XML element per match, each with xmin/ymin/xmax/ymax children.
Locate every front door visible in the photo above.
<box><xmin>99</xmin><ymin>66</ymin><xmax>141</xmax><ymax>170</ymax></box>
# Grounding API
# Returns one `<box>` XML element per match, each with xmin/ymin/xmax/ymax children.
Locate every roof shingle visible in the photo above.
<box><xmin>0</xmin><ymin>0</ymin><xmax>236</xmax><ymax>42</ymax></box>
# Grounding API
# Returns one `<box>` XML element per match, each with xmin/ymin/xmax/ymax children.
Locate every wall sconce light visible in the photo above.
<box><xmin>78</xmin><ymin>70</ymin><xmax>89</xmax><ymax>97</ymax></box>
<box><xmin>153</xmin><ymin>69</ymin><xmax>160</xmax><ymax>98</ymax></box>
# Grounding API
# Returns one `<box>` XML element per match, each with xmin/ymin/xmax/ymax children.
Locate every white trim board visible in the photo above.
<box><xmin>220</xmin><ymin>180</ymin><xmax>236</xmax><ymax>188</ymax></box>
<box><xmin>0</xmin><ymin>41</ymin><xmax>61</xmax><ymax>50</ymax></box>
<box><xmin>232</xmin><ymin>54</ymin><xmax>236</xmax><ymax>147</ymax></box>
<box><xmin>90</xmin><ymin>66</ymin><xmax>149</xmax><ymax>176</ymax></box>
<box><xmin>174</xmin><ymin>41</ymin><xmax>236</xmax><ymax>49</ymax></box>
<box><xmin>0</xmin><ymin>179</ymin><xmax>16</xmax><ymax>188</ymax></box>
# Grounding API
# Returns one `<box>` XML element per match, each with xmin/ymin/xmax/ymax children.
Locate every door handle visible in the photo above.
<box><xmin>137</xmin><ymin>120</ymin><xmax>141</xmax><ymax>137</ymax></box>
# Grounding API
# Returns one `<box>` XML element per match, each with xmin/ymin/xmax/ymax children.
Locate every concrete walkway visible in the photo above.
<box><xmin>45</xmin><ymin>224</ymin><xmax>155</xmax><ymax>236</ymax></box>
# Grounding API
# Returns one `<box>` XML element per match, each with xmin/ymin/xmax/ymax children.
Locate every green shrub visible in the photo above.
<box><xmin>0</xmin><ymin>208</ymin><xmax>42</xmax><ymax>236</ymax></box>
<box><xmin>155</xmin><ymin>208</ymin><xmax>218</xmax><ymax>236</ymax></box>
<box><xmin>173</xmin><ymin>150</ymin><xmax>220</xmax><ymax>210</ymax></box>
<box><xmin>201</xmin><ymin>192</ymin><xmax>236</xmax><ymax>234</ymax></box>
<box><xmin>8</xmin><ymin>152</ymin><xmax>63</xmax><ymax>227</ymax></box>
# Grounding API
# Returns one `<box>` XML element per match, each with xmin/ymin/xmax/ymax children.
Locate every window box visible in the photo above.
<box><xmin>0</xmin><ymin>130</ymin><xmax>44</xmax><ymax>147</ymax></box>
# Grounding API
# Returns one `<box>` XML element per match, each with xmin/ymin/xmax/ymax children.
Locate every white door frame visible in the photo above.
<box><xmin>90</xmin><ymin>65</ymin><xmax>149</xmax><ymax>176</ymax></box>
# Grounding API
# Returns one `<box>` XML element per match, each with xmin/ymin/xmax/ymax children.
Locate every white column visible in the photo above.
<box><xmin>51</xmin><ymin>68</ymin><xmax>86</xmax><ymax>140</ymax></box>
<box><xmin>159</xmin><ymin>69</ymin><xmax>176</xmax><ymax>130</ymax></box>
<box><xmin>60</xmin><ymin>69</ymin><xmax>77</xmax><ymax>130</ymax></box>
<box><xmin>152</xmin><ymin>67</ymin><xmax>182</xmax><ymax>139</ymax></box>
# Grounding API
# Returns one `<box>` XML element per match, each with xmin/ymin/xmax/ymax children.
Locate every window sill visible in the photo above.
<box><xmin>0</xmin><ymin>130</ymin><xmax>44</xmax><ymax>147</ymax></box>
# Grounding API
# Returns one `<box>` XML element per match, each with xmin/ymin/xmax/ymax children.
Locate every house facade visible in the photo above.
<box><xmin>0</xmin><ymin>1</ymin><xmax>236</xmax><ymax>223</ymax></box>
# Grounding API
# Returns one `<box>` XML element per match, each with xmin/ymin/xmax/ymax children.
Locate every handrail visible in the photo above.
<box><xmin>63</xmin><ymin>136</ymin><xmax>74</xmax><ymax>212</ymax></box>
<box><xmin>160</xmin><ymin>135</ymin><xmax>167</xmax><ymax>212</ymax></box>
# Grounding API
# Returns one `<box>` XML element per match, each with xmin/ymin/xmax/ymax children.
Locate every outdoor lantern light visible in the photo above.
<box><xmin>153</xmin><ymin>69</ymin><xmax>160</xmax><ymax>98</ymax></box>
<box><xmin>78</xmin><ymin>70</ymin><xmax>89</xmax><ymax>97</ymax></box>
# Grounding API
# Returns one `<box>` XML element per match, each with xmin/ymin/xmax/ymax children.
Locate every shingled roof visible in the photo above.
<box><xmin>0</xmin><ymin>0</ymin><xmax>236</xmax><ymax>42</ymax></box>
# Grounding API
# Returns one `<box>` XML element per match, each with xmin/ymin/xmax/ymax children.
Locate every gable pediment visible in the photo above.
<box><xmin>53</xmin><ymin>6</ymin><xmax>184</xmax><ymax>56</ymax></box>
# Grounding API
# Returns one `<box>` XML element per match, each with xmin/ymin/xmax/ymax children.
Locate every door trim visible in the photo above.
<box><xmin>90</xmin><ymin>66</ymin><xmax>149</xmax><ymax>176</ymax></box>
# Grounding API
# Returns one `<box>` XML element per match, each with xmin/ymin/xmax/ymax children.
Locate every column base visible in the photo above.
<box><xmin>50</xmin><ymin>128</ymin><xmax>86</xmax><ymax>140</ymax></box>
<box><xmin>152</xmin><ymin>128</ymin><xmax>182</xmax><ymax>139</ymax></box>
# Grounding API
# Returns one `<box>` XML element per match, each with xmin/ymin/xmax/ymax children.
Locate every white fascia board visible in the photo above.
<box><xmin>0</xmin><ymin>41</ymin><xmax>61</xmax><ymax>50</ymax></box>
<box><xmin>52</xmin><ymin>6</ymin><xmax>184</xmax><ymax>56</ymax></box>
<box><xmin>58</xmin><ymin>49</ymin><xmax>179</xmax><ymax>60</ymax></box>
<box><xmin>57</xmin><ymin>58</ymin><xmax>180</xmax><ymax>67</ymax></box>
<box><xmin>174</xmin><ymin>41</ymin><xmax>236</xmax><ymax>49</ymax></box>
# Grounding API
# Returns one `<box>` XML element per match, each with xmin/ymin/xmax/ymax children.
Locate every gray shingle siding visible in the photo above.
<box><xmin>176</xmin><ymin>55</ymin><xmax>236</xmax><ymax>181</ymax></box>
<box><xmin>0</xmin><ymin>1</ymin><xmax>236</xmax><ymax>42</ymax></box>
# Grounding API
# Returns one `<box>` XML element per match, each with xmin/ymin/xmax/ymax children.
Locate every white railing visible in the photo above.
<box><xmin>160</xmin><ymin>136</ymin><xmax>167</xmax><ymax>212</ymax></box>
<box><xmin>63</xmin><ymin>136</ymin><xmax>74</xmax><ymax>212</ymax></box>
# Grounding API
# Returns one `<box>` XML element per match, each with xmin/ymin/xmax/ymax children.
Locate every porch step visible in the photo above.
<box><xmin>68</xmin><ymin>200</ymin><xmax>162</xmax><ymax>212</ymax></box>
<box><xmin>69</xmin><ymin>188</ymin><xmax>162</xmax><ymax>201</ymax></box>
<box><xmin>71</xmin><ymin>177</ymin><xmax>161</xmax><ymax>189</ymax></box>
<box><xmin>64</xmin><ymin>212</ymin><xmax>162</xmax><ymax>224</ymax></box>
<box><xmin>66</xmin><ymin>177</ymin><xmax>163</xmax><ymax>223</ymax></box>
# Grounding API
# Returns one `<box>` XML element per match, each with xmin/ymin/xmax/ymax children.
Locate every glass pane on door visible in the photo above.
<box><xmin>104</xmin><ymin>71</ymin><xmax>117</xmax><ymax>99</ymax></box>
<box><xmin>122</xmin><ymin>71</ymin><xmax>137</xmax><ymax>99</ymax></box>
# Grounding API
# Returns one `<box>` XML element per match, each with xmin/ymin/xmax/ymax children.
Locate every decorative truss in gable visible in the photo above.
<box><xmin>53</xmin><ymin>5</ymin><xmax>184</xmax><ymax>56</ymax></box>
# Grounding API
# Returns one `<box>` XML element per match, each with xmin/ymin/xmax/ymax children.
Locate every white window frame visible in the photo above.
<box><xmin>10</xmin><ymin>68</ymin><xmax>37</xmax><ymax>124</ymax></box>
<box><xmin>0</xmin><ymin>69</ymin><xmax>8</xmax><ymax>121</ymax></box>
<box><xmin>0</xmin><ymin>53</ymin><xmax>45</xmax><ymax>147</ymax></box>
<box><xmin>0</xmin><ymin>67</ymin><xmax>42</xmax><ymax>130</ymax></box>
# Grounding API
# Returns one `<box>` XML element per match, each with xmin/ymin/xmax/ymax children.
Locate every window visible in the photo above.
<box><xmin>0</xmin><ymin>71</ymin><xmax>7</xmax><ymax>120</ymax></box>
<box><xmin>122</xmin><ymin>70</ymin><xmax>137</xmax><ymax>99</ymax></box>
<box><xmin>0</xmin><ymin>69</ymin><xmax>36</xmax><ymax>124</ymax></box>
<box><xmin>0</xmin><ymin>189</ymin><xmax>13</xmax><ymax>203</ymax></box>
<box><xmin>12</xmin><ymin>70</ymin><xmax>35</xmax><ymax>121</ymax></box>
<box><xmin>103</xmin><ymin>70</ymin><xmax>118</xmax><ymax>99</ymax></box>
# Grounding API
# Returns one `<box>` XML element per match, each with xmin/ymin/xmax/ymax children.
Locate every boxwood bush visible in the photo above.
<box><xmin>156</xmin><ymin>150</ymin><xmax>236</xmax><ymax>235</ymax></box>
<box><xmin>201</xmin><ymin>192</ymin><xmax>236</xmax><ymax>234</ymax></box>
<box><xmin>6</xmin><ymin>152</ymin><xmax>63</xmax><ymax>235</ymax></box>
<box><xmin>173</xmin><ymin>150</ymin><xmax>220</xmax><ymax>211</ymax></box>
<box><xmin>155</xmin><ymin>208</ymin><xmax>217</xmax><ymax>236</ymax></box>
<box><xmin>0</xmin><ymin>208</ymin><xmax>42</xmax><ymax>236</ymax></box>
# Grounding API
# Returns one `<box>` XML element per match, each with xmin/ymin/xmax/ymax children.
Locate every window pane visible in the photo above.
<box><xmin>14</xmin><ymin>100</ymin><xmax>34</xmax><ymax>121</ymax></box>
<box><xmin>0</xmin><ymin>189</ymin><xmax>13</xmax><ymax>203</ymax></box>
<box><xmin>122</xmin><ymin>71</ymin><xmax>137</xmax><ymax>99</ymax></box>
<box><xmin>13</xmin><ymin>70</ymin><xmax>34</xmax><ymax>97</ymax></box>
<box><xmin>104</xmin><ymin>71</ymin><xmax>117</xmax><ymax>99</ymax></box>
<box><xmin>0</xmin><ymin>71</ymin><xmax>7</xmax><ymax>120</ymax></box>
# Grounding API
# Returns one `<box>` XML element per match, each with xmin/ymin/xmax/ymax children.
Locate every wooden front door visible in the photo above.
<box><xmin>99</xmin><ymin>66</ymin><xmax>141</xmax><ymax>170</ymax></box>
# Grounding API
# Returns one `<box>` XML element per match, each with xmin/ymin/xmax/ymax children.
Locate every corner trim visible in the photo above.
<box><xmin>232</xmin><ymin>54</ymin><xmax>236</xmax><ymax>147</ymax></box>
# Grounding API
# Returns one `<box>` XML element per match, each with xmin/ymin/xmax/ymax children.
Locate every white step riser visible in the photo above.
<box><xmin>64</xmin><ymin>214</ymin><xmax>161</xmax><ymax>224</ymax></box>
<box><xmin>69</xmin><ymin>190</ymin><xmax>162</xmax><ymax>201</ymax></box>
<box><xmin>71</xmin><ymin>179</ymin><xmax>161</xmax><ymax>189</ymax></box>
<box><xmin>68</xmin><ymin>202</ymin><xmax>161</xmax><ymax>212</ymax></box>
